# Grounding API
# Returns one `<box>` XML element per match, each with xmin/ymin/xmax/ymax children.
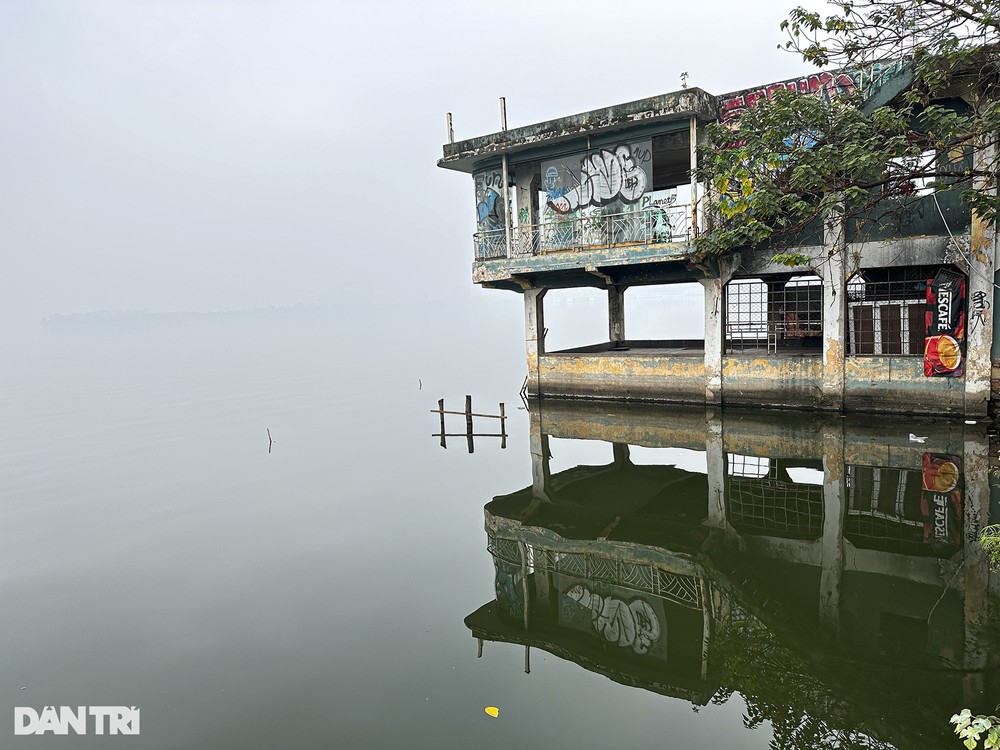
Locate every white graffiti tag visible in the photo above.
<box><xmin>549</xmin><ymin>145</ymin><xmax>647</xmax><ymax>214</ymax></box>
<box><xmin>565</xmin><ymin>584</ymin><xmax>661</xmax><ymax>654</ymax></box>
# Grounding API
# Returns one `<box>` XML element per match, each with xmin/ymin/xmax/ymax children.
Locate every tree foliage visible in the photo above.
<box><xmin>951</xmin><ymin>708</ymin><xmax>1000</xmax><ymax>749</ymax></box>
<box><xmin>694</xmin><ymin>0</ymin><xmax>1000</xmax><ymax>262</ymax></box>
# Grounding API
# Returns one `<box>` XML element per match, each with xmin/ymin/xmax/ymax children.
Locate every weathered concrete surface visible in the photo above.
<box><xmin>721</xmin><ymin>409</ymin><xmax>827</xmax><ymax>460</ymax></box>
<box><xmin>473</xmin><ymin>242</ymin><xmax>693</xmax><ymax>285</ymax></box>
<box><xmin>842</xmin><ymin>411</ymin><xmax>971</xmax><ymax>467</ymax></box>
<box><xmin>965</xmin><ymin>140</ymin><xmax>996</xmax><ymax>417</ymax></box>
<box><xmin>848</xmin><ymin>236</ymin><xmax>952</xmax><ymax>268</ymax></box>
<box><xmin>523</xmin><ymin>289</ymin><xmax>546</xmax><ymax>396</ymax></box>
<box><xmin>439</xmin><ymin>88</ymin><xmax>717</xmax><ymax>174</ymax></box>
<box><xmin>722</xmin><ymin>357</ymin><xmax>824</xmax><ymax>409</ymax></box>
<box><xmin>535</xmin><ymin>398</ymin><xmax>709</xmax><ymax>450</ymax></box>
<box><xmin>844</xmin><ymin>357</ymin><xmax>965</xmax><ymax>415</ymax></box>
<box><xmin>537</xmin><ymin>353</ymin><xmax>705</xmax><ymax>402</ymax></box>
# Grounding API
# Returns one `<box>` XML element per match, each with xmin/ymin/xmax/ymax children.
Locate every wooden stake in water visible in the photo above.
<box><xmin>438</xmin><ymin>398</ymin><xmax>447</xmax><ymax>449</ymax></box>
<box><xmin>466</xmin><ymin>395</ymin><xmax>474</xmax><ymax>454</ymax></box>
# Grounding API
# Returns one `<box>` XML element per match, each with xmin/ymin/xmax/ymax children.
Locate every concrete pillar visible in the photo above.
<box><xmin>968</xmin><ymin>141</ymin><xmax>996</xmax><ymax>416</ymax></box>
<box><xmin>514</xmin><ymin>164</ymin><xmax>537</xmax><ymax>227</ymax></box>
<box><xmin>524</xmin><ymin>288</ymin><xmax>547</xmax><ymax>396</ymax></box>
<box><xmin>701</xmin><ymin>257</ymin><xmax>738</xmax><ymax>405</ymax></box>
<box><xmin>820</xmin><ymin>203</ymin><xmax>847</xmax><ymax>410</ymax></box>
<box><xmin>819</xmin><ymin>420</ymin><xmax>846</xmax><ymax>631</ymax></box>
<box><xmin>608</xmin><ymin>285</ymin><xmax>627</xmax><ymax>344</ymax></box>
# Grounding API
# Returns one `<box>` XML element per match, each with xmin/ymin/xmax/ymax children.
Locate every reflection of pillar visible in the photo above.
<box><xmin>529</xmin><ymin>401</ymin><xmax>551</xmax><ymax>503</ymax></box>
<box><xmin>612</xmin><ymin>442</ymin><xmax>631</xmax><ymax>467</ymax></box>
<box><xmin>963</xmin><ymin>432</ymin><xmax>990</xmax><ymax>705</ymax></box>
<box><xmin>705</xmin><ymin>410</ymin><xmax>729</xmax><ymax>534</ymax></box>
<box><xmin>524</xmin><ymin>288</ymin><xmax>547</xmax><ymax>396</ymax></box>
<box><xmin>699</xmin><ymin>579</ymin><xmax>711</xmax><ymax>681</ymax></box>
<box><xmin>819</xmin><ymin>421</ymin><xmax>845</xmax><ymax>631</ymax></box>
<box><xmin>821</xmin><ymin>202</ymin><xmax>846</xmax><ymax>409</ymax></box>
<box><xmin>608</xmin><ymin>285</ymin><xmax>627</xmax><ymax>345</ymax></box>
<box><xmin>967</xmin><ymin>141</ymin><xmax>995</xmax><ymax>416</ymax></box>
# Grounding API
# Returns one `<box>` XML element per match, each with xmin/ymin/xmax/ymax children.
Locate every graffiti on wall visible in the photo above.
<box><xmin>641</xmin><ymin>189</ymin><xmax>687</xmax><ymax>243</ymax></box>
<box><xmin>560</xmin><ymin>584</ymin><xmax>661</xmax><ymax>655</ymax></box>
<box><xmin>474</xmin><ymin>169</ymin><xmax>506</xmax><ymax>232</ymax></box>
<box><xmin>541</xmin><ymin>140</ymin><xmax>652</xmax><ymax>215</ymax></box>
<box><xmin>719</xmin><ymin>60</ymin><xmax>906</xmax><ymax>125</ymax></box>
<box><xmin>971</xmin><ymin>289</ymin><xmax>990</xmax><ymax>333</ymax></box>
<box><xmin>494</xmin><ymin>560</ymin><xmax>525</xmax><ymax>620</ymax></box>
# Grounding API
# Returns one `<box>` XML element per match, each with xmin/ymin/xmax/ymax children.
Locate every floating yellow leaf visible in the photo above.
<box><xmin>484</xmin><ymin>706</ymin><xmax>499</xmax><ymax>718</ymax></box>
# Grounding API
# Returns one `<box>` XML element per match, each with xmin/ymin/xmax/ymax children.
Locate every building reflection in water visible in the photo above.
<box><xmin>465</xmin><ymin>400</ymin><xmax>1000</xmax><ymax>749</ymax></box>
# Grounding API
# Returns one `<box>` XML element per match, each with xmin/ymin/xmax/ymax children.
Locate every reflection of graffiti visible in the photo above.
<box><xmin>562</xmin><ymin>584</ymin><xmax>661</xmax><ymax>654</ymax></box>
<box><xmin>495</xmin><ymin>561</ymin><xmax>524</xmax><ymax>620</ymax></box>
<box><xmin>543</xmin><ymin>141</ymin><xmax>651</xmax><ymax>215</ymax></box>
<box><xmin>971</xmin><ymin>290</ymin><xmax>990</xmax><ymax>332</ymax></box>
<box><xmin>719</xmin><ymin>61</ymin><xmax>905</xmax><ymax>125</ymax></box>
<box><xmin>475</xmin><ymin>170</ymin><xmax>506</xmax><ymax>232</ymax></box>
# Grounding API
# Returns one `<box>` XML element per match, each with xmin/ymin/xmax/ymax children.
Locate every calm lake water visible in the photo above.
<box><xmin>1</xmin><ymin>299</ymin><xmax>997</xmax><ymax>749</ymax></box>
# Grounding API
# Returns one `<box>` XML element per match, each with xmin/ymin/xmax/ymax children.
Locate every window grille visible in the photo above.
<box><xmin>725</xmin><ymin>455</ymin><xmax>824</xmax><ymax>540</ymax></box>
<box><xmin>725</xmin><ymin>276</ymin><xmax>823</xmax><ymax>353</ymax></box>
<box><xmin>846</xmin><ymin>266</ymin><xmax>945</xmax><ymax>355</ymax></box>
<box><xmin>727</xmin><ymin>453</ymin><xmax>772</xmax><ymax>479</ymax></box>
<box><xmin>726</xmin><ymin>476</ymin><xmax>824</xmax><ymax>539</ymax></box>
<box><xmin>845</xmin><ymin>465</ymin><xmax>954</xmax><ymax>556</ymax></box>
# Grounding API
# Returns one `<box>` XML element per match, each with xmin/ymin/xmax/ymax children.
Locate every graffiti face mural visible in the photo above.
<box><xmin>542</xmin><ymin>140</ymin><xmax>652</xmax><ymax>216</ymax></box>
<box><xmin>474</xmin><ymin>169</ymin><xmax>506</xmax><ymax>232</ymax></box>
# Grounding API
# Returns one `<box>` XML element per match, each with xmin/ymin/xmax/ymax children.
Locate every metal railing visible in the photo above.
<box><xmin>473</xmin><ymin>205</ymin><xmax>691</xmax><ymax>261</ymax></box>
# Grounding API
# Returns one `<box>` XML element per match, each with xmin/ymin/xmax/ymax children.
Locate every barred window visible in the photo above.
<box><xmin>725</xmin><ymin>275</ymin><xmax>823</xmax><ymax>354</ymax></box>
<box><xmin>846</xmin><ymin>266</ymin><xmax>946</xmax><ymax>355</ymax></box>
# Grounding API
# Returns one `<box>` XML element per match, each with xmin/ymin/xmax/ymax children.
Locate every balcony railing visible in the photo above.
<box><xmin>473</xmin><ymin>205</ymin><xmax>691</xmax><ymax>261</ymax></box>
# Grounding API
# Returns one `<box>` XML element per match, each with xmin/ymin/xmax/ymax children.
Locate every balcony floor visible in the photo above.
<box><xmin>547</xmin><ymin>342</ymin><xmax>822</xmax><ymax>357</ymax></box>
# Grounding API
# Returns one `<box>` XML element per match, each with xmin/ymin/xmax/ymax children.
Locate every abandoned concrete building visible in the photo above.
<box><xmin>437</xmin><ymin>65</ymin><xmax>999</xmax><ymax>416</ymax></box>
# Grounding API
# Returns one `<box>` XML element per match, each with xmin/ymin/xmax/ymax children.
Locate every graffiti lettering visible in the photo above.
<box><xmin>548</xmin><ymin>145</ymin><xmax>648</xmax><ymax>214</ymax></box>
<box><xmin>721</xmin><ymin>71</ymin><xmax>857</xmax><ymax>125</ymax></box>
<box><xmin>719</xmin><ymin>62</ymin><xmax>905</xmax><ymax>126</ymax></box>
<box><xmin>562</xmin><ymin>584</ymin><xmax>661</xmax><ymax>655</ymax></box>
<box><xmin>474</xmin><ymin>169</ymin><xmax>506</xmax><ymax>232</ymax></box>
<box><xmin>971</xmin><ymin>289</ymin><xmax>990</xmax><ymax>332</ymax></box>
<box><xmin>631</xmin><ymin>145</ymin><xmax>652</xmax><ymax>164</ymax></box>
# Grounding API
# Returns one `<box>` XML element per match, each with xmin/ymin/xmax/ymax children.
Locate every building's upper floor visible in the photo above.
<box><xmin>438</xmin><ymin>62</ymin><xmax>977</xmax><ymax>289</ymax></box>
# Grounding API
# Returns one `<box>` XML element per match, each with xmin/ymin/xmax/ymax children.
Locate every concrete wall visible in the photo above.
<box><xmin>722</xmin><ymin>357</ymin><xmax>824</xmax><ymax>409</ymax></box>
<box><xmin>534</xmin><ymin>351</ymin><xmax>978</xmax><ymax>414</ymax></box>
<box><xmin>537</xmin><ymin>353</ymin><xmax>705</xmax><ymax>401</ymax></box>
<box><xmin>844</xmin><ymin>356</ymin><xmax>966</xmax><ymax>415</ymax></box>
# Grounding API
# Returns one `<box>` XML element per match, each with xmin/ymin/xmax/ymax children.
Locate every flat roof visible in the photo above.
<box><xmin>438</xmin><ymin>87</ymin><xmax>717</xmax><ymax>174</ymax></box>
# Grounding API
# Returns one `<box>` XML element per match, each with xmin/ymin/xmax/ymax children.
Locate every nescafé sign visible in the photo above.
<box><xmin>920</xmin><ymin>452</ymin><xmax>963</xmax><ymax>553</ymax></box>
<box><xmin>924</xmin><ymin>269</ymin><xmax>966</xmax><ymax>378</ymax></box>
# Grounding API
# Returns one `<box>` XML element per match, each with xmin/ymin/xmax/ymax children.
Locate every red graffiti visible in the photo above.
<box><xmin>720</xmin><ymin>71</ymin><xmax>857</xmax><ymax>125</ymax></box>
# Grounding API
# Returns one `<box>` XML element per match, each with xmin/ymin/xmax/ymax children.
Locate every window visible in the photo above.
<box><xmin>846</xmin><ymin>266</ymin><xmax>946</xmax><ymax>355</ymax></box>
<box><xmin>725</xmin><ymin>275</ymin><xmax>823</xmax><ymax>353</ymax></box>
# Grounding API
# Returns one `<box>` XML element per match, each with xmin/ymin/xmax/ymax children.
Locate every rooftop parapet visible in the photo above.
<box><xmin>438</xmin><ymin>88</ymin><xmax>717</xmax><ymax>173</ymax></box>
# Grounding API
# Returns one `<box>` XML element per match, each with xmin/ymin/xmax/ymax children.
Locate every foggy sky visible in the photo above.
<box><xmin>0</xmin><ymin>0</ymin><xmax>824</xmax><ymax>329</ymax></box>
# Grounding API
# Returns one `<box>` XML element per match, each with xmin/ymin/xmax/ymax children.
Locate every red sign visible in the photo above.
<box><xmin>924</xmin><ymin>269</ymin><xmax>966</xmax><ymax>377</ymax></box>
